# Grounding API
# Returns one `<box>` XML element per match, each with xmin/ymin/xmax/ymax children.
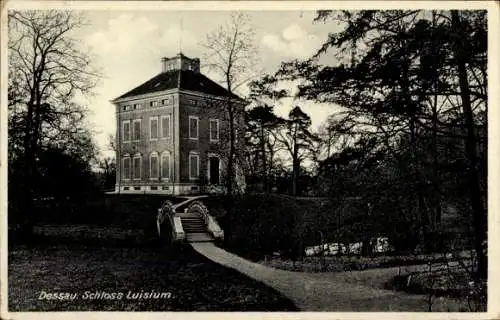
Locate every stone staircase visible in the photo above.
<box><xmin>179</xmin><ymin>212</ymin><xmax>214</xmax><ymax>243</ymax></box>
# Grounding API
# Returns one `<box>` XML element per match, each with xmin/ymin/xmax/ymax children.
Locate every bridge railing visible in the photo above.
<box><xmin>157</xmin><ymin>200</ymin><xmax>185</xmax><ymax>242</ymax></box>
<box><xmin>186</xmin><ymin>200</ymin><xmax>224</xmax><ymax>241</ymax></box>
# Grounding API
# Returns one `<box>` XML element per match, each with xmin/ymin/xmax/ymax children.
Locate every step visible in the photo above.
<box><xmin>181</xmin><ymin>220</ymin><xmax>205</xmax><ymax>225</ymax></box>
<box><xmin>177</xmin><ymin>212</ymin><xmax>202</xmax><ymax>218</ymax></box>
<box><xmin>181</xmin><ymin>218</ymin><xmax>204</xmax><ymax>222</ymax></box>
<box><xmin>185</xmin><ymin>232</ymin><xmax>214</xmax><ymax>243</ymax></box>
<box><xmin>182</xmin><ymin>222</ymin><xmax>205</xmax><ymax>226</ymax></box>
<box><xmin>183</xmin><ymin>227</ymin><xmax>205</xmax><ymax>230</ymax></box>
<box><xmin>181</xmin><ymin>218</ymin><xmax>205</xmax><ymax>223</ymax></box>
<box><xmin>183</xmin><ymin>227</ymin><xmax>207</xmax><ymax>231</ymax></box>
<box><xmin>182</xmin><ymin>221</ymin><xmax>205</xmax><ymax>225</ymax></box>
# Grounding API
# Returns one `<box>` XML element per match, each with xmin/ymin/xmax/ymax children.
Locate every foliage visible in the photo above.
<box><xmin>244</xmin><ymin>104</ymin><xmax>283</xmax><ymax>192</ymax></box>
<box><xmin>250</xmin><ymin>10</ymin><xmax>487</xmax><ymax>279</ymax></box>
<box><xmin>8</xmin><ymin>10</ymin><xmax>101</xmax><ymax>235</ymax></box>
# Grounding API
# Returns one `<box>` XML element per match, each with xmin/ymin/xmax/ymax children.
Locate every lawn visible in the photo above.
<box><xmin>8</xmin><ymin>193</ymin><xmax>298</xmax><ymax>311</ymax></box>
<box><xmin>8</xmin><ymin>241</ymin><xmax>298</xmax><ymax>311</ymax></box>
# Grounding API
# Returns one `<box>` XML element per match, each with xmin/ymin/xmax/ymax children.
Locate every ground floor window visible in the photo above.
<box><xmin>161</xmin><ymin>152</ymin><xmax>171</xmax><ymax>180</ymax></box>
<box><xmin>133</xmin><ymin>154</ymin><xmax>142</xmax><ymax>179</ymax></box>
<box><xmin>189</xmin><ymin>152</ymin><xmax>199</xmax><ymax>180</ymax></box>
<box><xmin>208</xmin><ymin>156</ymin><xmax>220</xmax><ymax>184</ymax></box>
<box><xmin>122</xmin><ymin>156</ymin><xmax>131</xmax><ymax>180</ymax></box>
<box><xmin>150</xmin><ymin>153</ymin><xmax>159</xmax><ymax>179</ymax></box>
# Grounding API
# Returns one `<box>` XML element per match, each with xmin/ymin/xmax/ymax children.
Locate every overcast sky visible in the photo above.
<box><xmin>74</xmin><ymin>10</ymin><xmax>343</xmax><ymax>158</ymax></box>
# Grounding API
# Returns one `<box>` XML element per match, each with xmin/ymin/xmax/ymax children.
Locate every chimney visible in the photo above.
<box><xmin>161</xmin><ymin>57</ymin><xmax>167</xmax><ymax>72</ymax></box>
<box><xmin>160</xmin><ymin>54</ymin><xmax>200</xmax><ymax>73</ymax></box>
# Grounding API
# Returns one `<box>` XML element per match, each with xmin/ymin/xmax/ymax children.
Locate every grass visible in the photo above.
<box><xmin>8</xmin><ymin>193</ymin><xmax>298</xmax><ymax>311</ymax></box>
<box><xmin>8</xmin><ymin>241</ymin><xmax>298</xmax><ymax>311</ymax></box>
<box><xmin>8</xmin><ymin>193</ymin><xmax>481</xmax><ymax>311</ymax></box>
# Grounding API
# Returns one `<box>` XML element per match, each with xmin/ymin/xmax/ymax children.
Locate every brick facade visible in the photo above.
<box><xmin>112</xmin><ymin>54</ymin><xmax>246</xmax><ymax>194</ymax></box>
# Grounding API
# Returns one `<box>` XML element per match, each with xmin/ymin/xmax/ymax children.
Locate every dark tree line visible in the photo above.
<box><xmin>248</xmin><ymin>10</ymin><xmax>487</xmax><ymax>279</ymax></box>
<box><xmin>8</xmin><ymin>10</ymin><xmax>103</xmax><ymax>236</ymax></box>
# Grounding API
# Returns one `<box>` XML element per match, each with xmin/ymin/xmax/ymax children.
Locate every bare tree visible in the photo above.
<box><xmin>8</xmin><ymin>10</ymin><xmax>100</xmax><ymax>235</ymax></box>
<box><xmin>200</xmin><ymin>12</ymin><xmax>259</xmax><ymax>196</ymax></box>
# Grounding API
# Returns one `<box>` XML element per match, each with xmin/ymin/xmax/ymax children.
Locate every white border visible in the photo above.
<box><xmin>1</xmin><ymin>1</ymin><xmax>499</xmax><ymax>320</ymax></box>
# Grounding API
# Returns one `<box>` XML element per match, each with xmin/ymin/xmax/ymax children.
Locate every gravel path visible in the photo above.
<box><xmin>191</xmin><ymin>242</ymin><xmax>468</xmax><ymax>311</ymax></box>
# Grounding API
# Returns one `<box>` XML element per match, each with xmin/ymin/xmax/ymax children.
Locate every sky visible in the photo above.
<box><xmin>76</xmin><ymin>10</ymin><xmax>343</xmax><ymax>158</ymax></box>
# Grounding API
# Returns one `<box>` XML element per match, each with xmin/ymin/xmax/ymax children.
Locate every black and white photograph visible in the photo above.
<box><xmin>1</xmin><ymin>0</ymin><xmax>498</xmax><ymax>316</ymax></box>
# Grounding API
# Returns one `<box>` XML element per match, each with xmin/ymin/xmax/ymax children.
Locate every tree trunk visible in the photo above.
<box><xmin>224</xmin><ymin>93</ymin><xmax>235</xmax><ymax>246</ymax></box>
<box><xmin>260</xmin><ymin>125</ymin><xmax>268</xmax><ymax>192</ymax></box>
<box><xmin>292</xmin><ymin>157</ymin><xmax>299</xmax><ymax>196</ymax></box>
<box><xmin>451</xmin><ymin>10</ymin><xmax>487</xmax><ymax>279</ymax></box>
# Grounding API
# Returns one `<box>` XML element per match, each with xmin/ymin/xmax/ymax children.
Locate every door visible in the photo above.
<box><xmin>209</xmin><ymin>157</ymin><xmax>220</xmax><ymax>184</ymax></box>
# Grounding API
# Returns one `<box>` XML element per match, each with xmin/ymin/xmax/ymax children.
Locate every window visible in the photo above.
<box><xmin>162</xmin><ymin>98</ymin><xmax>170</xmax><ymax>105</ymax></box>
<box><xmin>150</xmin><ymin>117</ymin><xmax>158</xmax><ymax>140</ymax></box>
<box><xmin>189</xmin><ymin>152</ymin><xmax>199</xmax><ymax>180</ymax></box>
<box><xmin>122</xmin><ymin>156</ymin><xmax>131</xmax><ymax>180</ymax></box>
<box><xmin>209</xmin><ymin>119</ymin><xmax>219</xmax><ymax>142</ymax></box>
<box><xmin>133</xmin><ymin>119</ymin><xmax>141</xmax><ymax>141</ymax></box>
<box><xmin>161</xmin><ymin>152</ymin><xmax>171</xmax><ymax>180</ymax></box>
<box><xmin>189</xmin><ymin>116</ymin><xmax>199</xmax><ymax>140</ymax></box>
<box><xmin>133</xmin><ymin>103</ymin><xmax>142</xmax><ymax>110</ymax></box>
<box><xmin>161</xmin><ymin>115</ymin><xmax>171</xmax><ymax>138</ymax></box>
<box><xmin>150</xmin><ymin>153</ymin><xmax>159</xmax><ymax>179</ymax></box>
<box><xmin>150</xmin><ymin>101</ymin><xmax>159</xmax><ymax>107</ymax></box>
<box><xmin>122</xmin><ymin>120</ymin><xmax>131</xmax><ymax>142</ymax></box>
<box><xmin>133</xmin><ymin>155</ymin><xmax>142</xmax><ymax>180</ymax></box>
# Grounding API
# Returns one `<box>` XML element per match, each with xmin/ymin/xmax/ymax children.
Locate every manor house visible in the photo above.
<box><xmin>112</xmin><ymin>53</ymin><xmax>246</xmax><ymax>194</ymax></box>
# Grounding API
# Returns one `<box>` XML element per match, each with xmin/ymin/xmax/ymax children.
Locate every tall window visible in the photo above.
<box><xmin>133</xmin><ymin>119</ymin><xmax>141</xmax><ymax>141</ymax></box>
<box><xmin>189</xmin><ymin>152</ymin><xmax>199</xmax><ymax>180</ymax></box>
<box><xmin>150</xmin><ymin>117</ymin><xmax>158</xmax><ymax>140</ymax></box>
<box><xmin>161</xmin><ymin>115</ymin><xmax>171</xmax><ymax>138</ymax></box>
<box><xmin>161</xmin><ymin>152</ymin><xmax>171</xmax><ymax>180</ymax></box>
<box><xmin>189</xmin><ymin>116</ymin><xmax>199</xmax><ymax>140</ymax></box>
<box><xmin>122</xmin><ymin>156</ymin><xmax>131</xmax><ymax>180</ymax></box>
<box><xmin>133</xmin><ymin>154</ymin><xmax>142</xmax><ymax>179</ymax></box>
<box><xmin>209</xmin><ymin>119</ymin><xmax>219</xmax><ymax>142</ymax></box>
<box><xmin>150</xmin><ymin>153</ymin><xmax>159</xmax><ymax>179</ymax></box>
<box><xmin>122</xmin><ymin>121</ymin><xmax>131</xmax><ymax>142</ymax></box>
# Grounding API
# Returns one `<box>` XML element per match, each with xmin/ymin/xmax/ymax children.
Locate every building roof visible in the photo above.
<box><xmin>113</xmin><ymin>69</ymin><xmax>243</xmax><ymax>101</ymax></box>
